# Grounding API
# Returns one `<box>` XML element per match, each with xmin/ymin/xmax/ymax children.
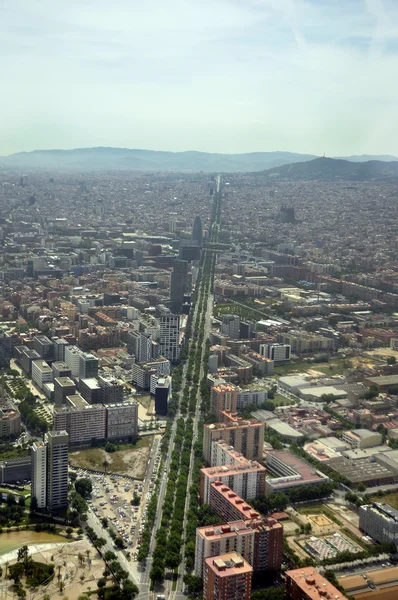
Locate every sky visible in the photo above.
<box><xmin>1</xmin><ymin>0</ymin><xmax>398</xmax><ymax>156</ymax></box>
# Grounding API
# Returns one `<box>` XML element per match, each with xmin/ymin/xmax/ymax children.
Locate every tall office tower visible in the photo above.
<box><xmin>54</xmin><ymin>377</ymin><xmax>76</xmax><ymax>407</ymax></box>
<box><xmin>203</xmin><ymin>553</ymin><xmax>252</xmax><ymax>600</ymax></box>
<box><xmin>79</xmin><ymin>352</ymin><xmax>99</xmax><ymax>379</ymax></box>
<box><xmin>46</xmin><ymin>430</ymin><xmax>69</xmax><ymax>511</ymax></box>
<box><xmin>64</xmin><ymin>346</ymin><xmax>83</xmax><ymax>377</ymax></box>
<box><xmin>159</xmin><ymin>314</ymin><xmax>181</xmax><ymax>362</ymax></box>
<box><xmin>31</xmin><ymin>441</ymin><xmax>47</xmax><ymax>508</ymax></box>
<box><xmin>221</xmin><ymin>314</ymin><xmax>240</xmax><ymax>339</ymax></box>
<box><xmin>154</xmin><ymin>377</ymin><xmax>171</xmax><ymax>416</ymax></box>
<box><xmin>33</xmin><ymin>335</ymin><xmax>54</xmax><ymax>361</ymax></box>
<box><xmin>170</xmin><ymin>259</ymin><xmax>189</xmax><ymax>313</ymax></box>
<box><xmin>0</xmin><ymin>331</ymin><xmax>14</xmax><ymax>369</ymax></box>
<box><xmin>139</xmin><ymin>332</ymin><xmax>153</xmax><ymax>364</ymax></box>
<box><xmin>53</xmin><ymin>338</ymin><xmax>70</xmax><ymax>361</ymax></box>
<box><xmin>192</xmin><ymin>215</ymin><xmax>203</xmax><ymax>246</ymax></box>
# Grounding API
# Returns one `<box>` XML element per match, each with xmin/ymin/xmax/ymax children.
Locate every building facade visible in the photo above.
<box><xmin>359</xmin><ymin>502</ymin><xmax>398</xmax><ymax>547</ymax></box>
<box><xmin>203</xmin><ymin>553</ymin><xmax>252</xmax><ymax>600</ymax></box>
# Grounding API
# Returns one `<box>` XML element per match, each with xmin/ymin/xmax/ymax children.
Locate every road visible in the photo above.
<box><xmin>173</xmin><ymin>292</ymin><xmax>214</xmax><ymax>599</ymax></box>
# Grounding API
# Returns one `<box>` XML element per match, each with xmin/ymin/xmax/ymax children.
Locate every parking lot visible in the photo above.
<box><xmin>71</xmin><ymin>437</ymin><xmax>162</xmax><ymax>561</ymax></box>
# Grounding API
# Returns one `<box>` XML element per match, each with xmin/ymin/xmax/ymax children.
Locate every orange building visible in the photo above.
<box><xmin>286</xmin><ymin>567</ymin><xmax>348</xmax><ymax>600</ymax></box>
<box><xmin>204</xmin><ymin>552</ymin><xmax>252</xmax><ymax>600</ymax></box>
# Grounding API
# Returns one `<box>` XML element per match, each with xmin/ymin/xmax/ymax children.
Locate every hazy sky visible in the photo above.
<box><xmin>2</xmin><ymin>0</ymin><xmax>398</xmax><ymax>156</ymax></box>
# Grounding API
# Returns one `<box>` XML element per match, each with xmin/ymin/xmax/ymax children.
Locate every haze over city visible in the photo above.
<box><xmin>2</xmin><ymin>0</ymin><xmax>398</xmax><ymax>156</ymax></box>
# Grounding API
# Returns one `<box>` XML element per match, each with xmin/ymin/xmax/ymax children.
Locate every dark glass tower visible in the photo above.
<box><xmin>192</xmin><ymin>215</ymin><xmax>203</xmax><ymax>246</ymax></box>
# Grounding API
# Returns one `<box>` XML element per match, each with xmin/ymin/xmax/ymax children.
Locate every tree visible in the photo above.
<box><xmin>18</xmin><ymin>496</ymin><xmax>25</xmax><ymax>507</ymax></box>
<box><xmin>30</xmin><ymin>497</ymin><xmax>38</xmax><ymax>513</ymax></box>
<box><xmin>75</xmin><ymin>478</ymin><xmax>93</xmax><ymax>499</ymax></box>
<box><xmin>6</xmin><ymin>493</ymin><xmax>16</xmax><ymax>506</ymax></box>
<box><xmin>8</xmin><ymin>563</ymin><xmax>24</xmax><ymax>583</ymax></box>
<box><xmin>114</xmin><ymin>536</ymin><xmax>125</xmax><ymax>549</ymax></box>
<box><xmin>66</xmin><ymin>527</ymin><xmax>73</xmax><ymax>538</ymax></box>
<box><xmin>387</xmin><ymin>356</ymin><xmax>397</xmax><ymax>365</ymax></box>
<box><xmin>105</xmin><ymin>550</ymin><xmax>117</xmax><ymax>562</ymax></box>
<box><xmin>97</xmin><ymin>578</ymin><xmax>106</xmax><ymax>588</ymax></box>
<box><xmin>101</xmin><ymin>517</ymin><xmax>108</xmax><ymax>528</ymax></box>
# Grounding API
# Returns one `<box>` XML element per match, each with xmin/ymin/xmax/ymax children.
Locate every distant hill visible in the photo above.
<box><xmin>0</xmin><ymin>147</ymin><xmax>318</xmax><ymax>172</ymax></box>
<box><xmin>1</xmin><ymin>147</ymin><xmax>397</xmax><ymax>173</ymax></box>
<box><xmin>259</xmin><ymin>156</ymin><xmax>398</xmax><ymax>181</ymax></box>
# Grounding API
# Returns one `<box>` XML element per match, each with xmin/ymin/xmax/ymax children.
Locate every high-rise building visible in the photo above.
<box><xmin>170</xmin><ymin>260</ymin><xmax>189</xmax><ymax>313</ymax></box>
<box><xmin>31</xmin><ymin>360</ymin><xmax>53</xmax><ymax>390</ymax></box>
<box><xmin>203</xmin><ymin>553</ymin><xmax>252</xmax><ymax>600</ymax></box>
<box><xmin>53</xmin><ymin>396</ymin><xmax>106</xmax><ymax>445</ymax></box>
<box><xmin>79</xmin><ymin>352</ymin><xmax>99</xmax><ymax>379</ymax></box>
<box><xmin>64</xmin><ymin>346</ymin><xmax>84</xmax><ymax>377</ymax></box>
<box><xmin>139</xmin><ymin>332</ymin><xmax>153</xmax><ymax>364</ymax></box>
<box><xmin>52</xmin><ymin>361</ymin><xmax>71</xmax><ymax>379</ymax></box>
<box><xmin>53</xmin><ymin>338</ymin><xmax>70</xmax><ymax>362</ymax></box>
<box><xmin>154</xmin><ymin>377</ymin><xmax>171</xmax><ymax>416</ymax></box>
<box><xmin>105</xmin><ymin>402</ymin><xmax>138</xmax><ymax>441</ymax></box>
<box><xmin>31</xmin><ymin>441</ymin><xmax>47</xmax><ymax>508</ymax></box>
<box><xmin>260</xmin><ymin>343</ymin><xmax>291</xmax><ymax>363</ymax></box>
<box><xmin>195</xmin><ymin>517</ymin><xmax>283</xmax><ymax>578</ymax></box>
<box><xmin>192</xmin><ymin>215</ymin><xmax>203</xmax><ymax>246</ymax></box>
<box><xmin>0</xmin><ymin>331</ymin><xmax>14</xmax><ymax>369</ymax></box>
<box><xmin>203</xmin><ymin>414</ymin><xmax>264</xmax><ymax>464</ymax></box>
<box><xmin>221</xmin><ymin>314</ymin><xmax>240</xmax><ymax>340</ymax></box>
<box><xmin>33</xmin><ymin>335</ymin><xmax>54</xmax><ymax>361</ymax></box>
<box><xmin>200</xmin><ymin>460</ymin><xmax>266</xmax><ymax>504</ymax></box>
<box><xmin>54</xmin><ymin>377</ymin><xmax>76</xmax><ymax>407</ymax></box>
<box><xmin>285</xmin><ymin>567</ymin><xmax>349</xmax><ymax>600</ymax></box>
<box><xmin>210</xmin><ymin>384</ymin><xmax>238</xmax><ymax>421</ymax></box>
<box><xmin>98</xmin><ymin>375</ymin><xmax>124</xmax><ymax>404</ymax></box>
<box><xmin>209</xmin><ymin>481</ymin><xmax>261</xmax><ymax>523</ymax></box>
<box><xmin>160</xmin><ymin>314</ymin><xmax>181</xmax><ymax>362</ymax></box>
<box><xmin>79</xmin><ymin>378</ymin><xmax>102</xmax><ymax>404</ymax></box>
<box><xmin>45</xmin><ymin>430</ymin><xmax>69</xmax><ymax>511</ymax></box>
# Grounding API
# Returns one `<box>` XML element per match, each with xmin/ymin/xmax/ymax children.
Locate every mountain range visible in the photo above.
<box><xmin>1</xmin><ymin>147</ymin><xmax>398</xmax><ymax>174</ymax></box>
<box><xmin>259</xmin><ymin>156</ymin><xmax>398</xmax><ymax>181</ymax></box>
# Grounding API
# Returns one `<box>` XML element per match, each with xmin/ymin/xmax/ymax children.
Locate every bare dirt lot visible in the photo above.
<box><xmin>69</xmin><ymin>436</ymin><xmax>153</xmax><ymax>479</ymax></box>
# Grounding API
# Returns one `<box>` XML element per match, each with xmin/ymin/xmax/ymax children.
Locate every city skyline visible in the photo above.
<box><xmin>2</xmin><ymin>0</ymin><xmax>398</xmax><ymax>156</ymax></box>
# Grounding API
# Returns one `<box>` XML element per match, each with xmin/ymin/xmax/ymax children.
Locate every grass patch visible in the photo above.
<box><xmin>370</xmin><ymin>492</ymin><xmax>398</xmax><ymax>510</ymax></box>
<box><xmin>274</xmin><ymin>358</ymin><xmax>347</xmax><ymax>377</ymax></box>
<box><xmin>273</xmin><ymin>393</ymin><xmax>295</xmax><ymax>406</ymax></box>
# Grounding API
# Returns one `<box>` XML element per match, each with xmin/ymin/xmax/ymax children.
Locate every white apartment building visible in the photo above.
<box><xmin>260</xmin><ymin>343</ymin><xmax>291</xmax><ymax>363</ymax></box>
<box><xmin>31</xmin><ymin>442</ymin><xmax>47</xmax><ymax>508</ymax></box>
<box><xmin>236</xmin><ymin>388</ymin><xmax>268</xmax><ymax>410</ymax></box>
<box><xmin>159</xmin><ymin>314</ymin><xmax>181</xmax><ymax>362</ymax></box>
<box><xmin>64</xmin><ymin>346</ymin><xmax>83</xmax><ymax>377</ymax></box>
<box><xmin>31</xmin><ymin>359</ymin><xmax>53</xmax><ymax>390</ymax></box>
